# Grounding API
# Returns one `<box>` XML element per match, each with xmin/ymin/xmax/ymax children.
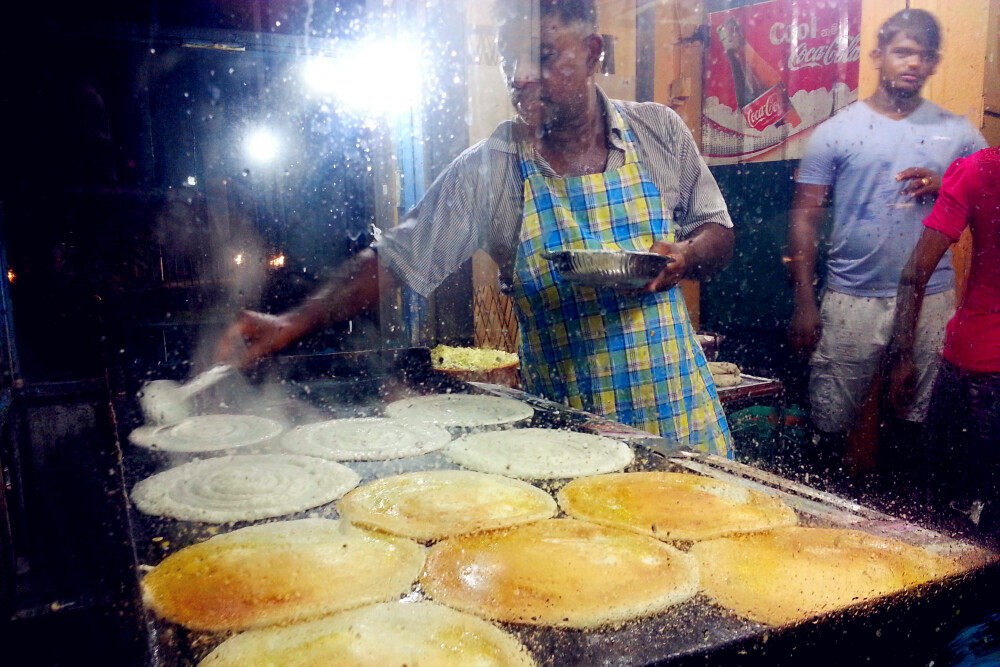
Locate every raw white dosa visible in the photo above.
<box><xmin>280</xmin><ymin>417</ymin><xmax>452</xmax><ymax>460</ymax></box>
<box><xmin>128</xmin><ymin>414</ymin><xmax>284</xmax><ymax>452</ymax></box>
<box><xmin>384</xmin><ymin>394</ymin><xmax>534</xmax><ymax>428</ymax></box>
<box><xmin>445</xmin><ymin>428</ymin><xmax>634</xmax><ymax>479</ymax></box>
<box><xmin>131</xmin><ymin>454</ymin><xmax>360</xmax><ymax>522</ymax></box>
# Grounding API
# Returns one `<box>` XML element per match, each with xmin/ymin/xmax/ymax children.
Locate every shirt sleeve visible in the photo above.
<box><xmin>923</xmin><ymin>154</ymin><xmax>977</xmax><ymax>241</ymax></box>
<box><xmin>795</xmin><ymin>118</ymin><xmax>837</xmax><ymax>186</ymax></box>
<box><xmin>619</xmin><ymin>100</ymin><xmax>732</xmax><ymax>238</ymax></box>
<box><xmin>673</xmin><ymin>119</ymin><xmax>734</xmax><ymax>238</ymax></box>
<box><xmin>962</xmin><ymin>122</ymin><xmax>990</xmax><ymax>157</ymax></box>
<box><xmin>375</xmin><ymin>142</ymin><xmax>496</xmax><ymax>297</ymax></box>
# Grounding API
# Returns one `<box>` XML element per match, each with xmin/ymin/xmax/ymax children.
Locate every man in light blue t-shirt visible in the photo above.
<box><xmin>786</xmin><ymin>9</ymin><xmax>986</xmax><ymax>480</ymax></box>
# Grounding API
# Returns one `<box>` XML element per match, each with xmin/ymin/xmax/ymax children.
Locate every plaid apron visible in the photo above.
<box><xmin>510</xmin><ymin>104</ymin><xmax>731</xmax><ymax>456</ymax></box>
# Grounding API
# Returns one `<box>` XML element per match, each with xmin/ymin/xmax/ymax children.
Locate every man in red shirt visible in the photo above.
<box><xmin>889</xmin><ymin>146</ymin><xmax>1000</xmax><ymax>534</ymax></box>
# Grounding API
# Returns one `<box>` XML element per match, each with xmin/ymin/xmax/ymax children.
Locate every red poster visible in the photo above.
<box><xmin>702</xmin><ymin>0</ymin><xmax>861</xmax><ymax>164</ymax></box>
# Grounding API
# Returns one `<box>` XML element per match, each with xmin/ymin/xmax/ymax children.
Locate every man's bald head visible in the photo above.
<box><xmin>493</xmin><ymin>0</ymin><xmax>598</xmax><ymax>33</ymax></box>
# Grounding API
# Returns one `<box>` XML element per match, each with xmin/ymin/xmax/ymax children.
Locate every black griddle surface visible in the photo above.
<box><xmin>110</xmin><ymin>348</ymin><xmax>999</xmax><ymax>666</ymax></box>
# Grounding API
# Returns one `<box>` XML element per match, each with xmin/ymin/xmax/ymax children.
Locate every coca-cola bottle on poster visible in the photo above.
<box><xmin>718</xmin><ymin>17</ymin><xmax>802</xmax><ymax>132</ymax></box>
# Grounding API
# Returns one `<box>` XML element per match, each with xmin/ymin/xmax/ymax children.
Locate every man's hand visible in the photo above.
<box><xmin>645</xmin><ymin>240</ymin><xmax>687</xmax><ymax>291</ymax></box>
<box><xmin>215</xmin><ymin>310</ymin><xmax>301</xmax><ymax>369</ymax></box>
<box><xmin>896</xmin><ymin>167</ymin><xmax>941</xmax><ymax>198</ymax></box>
<box><xmin>788</xmin><ymin>301</ymin><xmax>822</xmax><ymax>356</ymax></box>
<box><xmin>644</xmin><ymin>224</ymin><xmax>734</xmax><ymax>292</ymax></box>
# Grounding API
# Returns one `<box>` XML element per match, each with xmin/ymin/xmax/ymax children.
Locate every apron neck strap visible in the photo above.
<box><xmin>516</xmin><ymin>101</ymin><xmax>640</xmax><ymax>179</ymax></box>
<box><xmin>608</xmin><ymin>101</ymin><xmax>641</xmax><ymax>166</ymax></box>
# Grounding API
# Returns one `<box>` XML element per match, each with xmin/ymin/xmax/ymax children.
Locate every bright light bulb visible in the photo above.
<box><xmin>244</xmin><ymin>128</ymin><xmax>280</xmax><ymax>163</ymax></box>
<box><xmin>302</xmin><ymin>40</ymin><xmax>423</xmax><ymax>115</ymax></box>
<box><xmin>303</xmin><ymin>58</ymin><xmax>338</xmax><ymax>94</ymax></box>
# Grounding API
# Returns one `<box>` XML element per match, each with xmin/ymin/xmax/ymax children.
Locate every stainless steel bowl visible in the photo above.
<box><xmin>541</xmin><ymin>249</ymin><xmax>673</xmax><ymax>288</ymax></box>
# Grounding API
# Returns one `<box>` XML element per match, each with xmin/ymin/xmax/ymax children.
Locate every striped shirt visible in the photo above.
<box><xmin>377</xmin><ymin>89</ymin><xmax>733</xmax><ymax>297</ymax></box>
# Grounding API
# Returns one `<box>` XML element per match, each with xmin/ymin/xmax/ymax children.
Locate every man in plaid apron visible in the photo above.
<box><xmin>500</xmin><ymin>0</ymin><xmax>730</xmax><ymax>455</ymax></box>
<box><xmin>220</xmin><ymin>0</ymin><xmax>734</xmax><ymax>455</ymax></box>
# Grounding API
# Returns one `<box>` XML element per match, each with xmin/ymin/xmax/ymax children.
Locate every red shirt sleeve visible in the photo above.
<box><xmin>923</xmin><ymin>154</ymin><xmax>979</xmax><ymax>241</ymax></box>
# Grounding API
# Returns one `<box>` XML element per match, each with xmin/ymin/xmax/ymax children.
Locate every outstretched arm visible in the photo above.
<box><xmin>216</xmin><ymin>248</ymin><xmax>395</xmax><ymax>367</ymax></box>
<box><xmin>786</xmin><ymin>183</ymin><xmax>830</xmax><ymax>355</ymax></box>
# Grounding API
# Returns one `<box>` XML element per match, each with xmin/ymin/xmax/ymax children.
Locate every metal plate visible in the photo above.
<box><xmin>542</xmin><ymin>250</ymin><xmax>673</xmax><ymax>288</ymax></box>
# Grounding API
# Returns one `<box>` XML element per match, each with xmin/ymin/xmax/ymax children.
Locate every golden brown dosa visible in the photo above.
<box><xmin>557</xmin><ymin>471</ymin><xmax>797</xmax><ymax>542</ymax></box>
<box><xmin>337</xmin><ymin>470</ymin><xmax>557</xmax><ymax>542</ymax></box>
<box><xmin>141</xmin><ymin>519</ymin><xmax>424</xmax><ymax>631</ymax></box>
<box><xmin>199</xmin><ymin>601</ymin><xmax>537</xmax><ymax>667</ymax></box>
<box><xmin>688</xmin><ymin>526</ymin><xmax>960</xmax><ymax>626</ymax></box>
<box><xmin>420</xmin><ymin>518</ymin><xmax>698</xmax><ymax>628</ymax></box>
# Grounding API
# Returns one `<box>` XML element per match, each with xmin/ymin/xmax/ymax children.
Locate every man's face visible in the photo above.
<box><xmin>875</xmin><ymin>33</ymin><xmax>939</xmax><ymax>98</ymax></box>
<box><xmin>497</xmin><ymin>14</ymin><xmax>601</xmax><ymax>131</ymax></box>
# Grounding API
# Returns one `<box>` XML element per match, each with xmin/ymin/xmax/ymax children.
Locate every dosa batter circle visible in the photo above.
<box><xmin>131</xmin><ymin>454</ymin><xmax>360</xmax><ymax>522</ymax></box>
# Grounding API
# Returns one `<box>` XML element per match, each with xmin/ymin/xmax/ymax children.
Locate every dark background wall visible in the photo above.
<box><xmin>703</xmin><ymin>160</ymin><xmax>832</xmax><ymax>407</ymax></box>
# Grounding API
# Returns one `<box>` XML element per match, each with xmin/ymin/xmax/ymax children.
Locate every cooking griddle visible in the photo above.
<box><xmin>110</xmin><ymin>348</ymin><xmax>1000</xmax><ymax>666</ymax></box>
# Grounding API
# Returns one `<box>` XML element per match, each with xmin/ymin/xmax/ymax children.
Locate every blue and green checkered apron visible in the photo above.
<box><xmin>510</xmin><ymin>104</ymin><xmax>731</xmax><ymax>456</ymax></box>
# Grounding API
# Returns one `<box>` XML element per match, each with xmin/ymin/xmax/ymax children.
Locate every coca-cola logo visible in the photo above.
<box><xmin>787</xmin><ymin>34</ymin><xmax>862</xmax><ymax>70</ymax></box>
<box><xmin>743</xmin><ymin>85</ymin><xmax>790</xmax><ymax>131</ymax></box>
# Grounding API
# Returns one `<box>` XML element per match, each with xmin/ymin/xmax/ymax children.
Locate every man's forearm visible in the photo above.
<box><xmin>787</xmin><ymin>215</ymin><xmax>819</xmax><ymax>307</ymax></box>
<box><xmin>786</xmin><ymin>184</ymin><xmax>828</xmax><ymax>307</ymax></box>
<box><xmin>284</xmin><ymin>248</ymin><xmax>391</xmax><ymax>338</ymax></box>
<box><xmin>677</xmin><ymin>223</ymin><xmax>734</xmax><ymax>280</ymax></box>
<box><xmin>889</xmin><ymin>273</ymin><xmax>924</xmax><ymax>359</ymax></box>
<box><xmin>889</xmin><ymin>229</ymin><xmax>952</xmax><ymax>358</ymax></box>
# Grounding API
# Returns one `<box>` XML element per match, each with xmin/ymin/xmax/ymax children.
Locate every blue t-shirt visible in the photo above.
<box><xmin>797</xmin><ymin>100</ymin><xmax>987</xmax><ymax>297</ymax></box>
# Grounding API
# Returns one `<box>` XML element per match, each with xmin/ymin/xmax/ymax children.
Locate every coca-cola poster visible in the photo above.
<box><xmin>702</xmin><ymin>0</ymin><xmax>861</xmax><ymax>164</ymax></box>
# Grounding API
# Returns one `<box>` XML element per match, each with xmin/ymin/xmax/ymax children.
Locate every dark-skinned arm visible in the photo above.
<box><xmin>646</xmin><ymin>223</ymin><xmax>734</xmax><ymax>291</ymax></box>
<box><xmin>216</xmin><ymin>248</ymin><xmax>395</xmax><ymax>367</ymax></box>
<box><xmin>786</xmin><ymin>183</ymin><xmax>830</xmax><ymax>355</ymax></box>
<box><xmin>887</xmin><ymin>227</ymin><xmax>952</xmax><ymax>414</ymax></box>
